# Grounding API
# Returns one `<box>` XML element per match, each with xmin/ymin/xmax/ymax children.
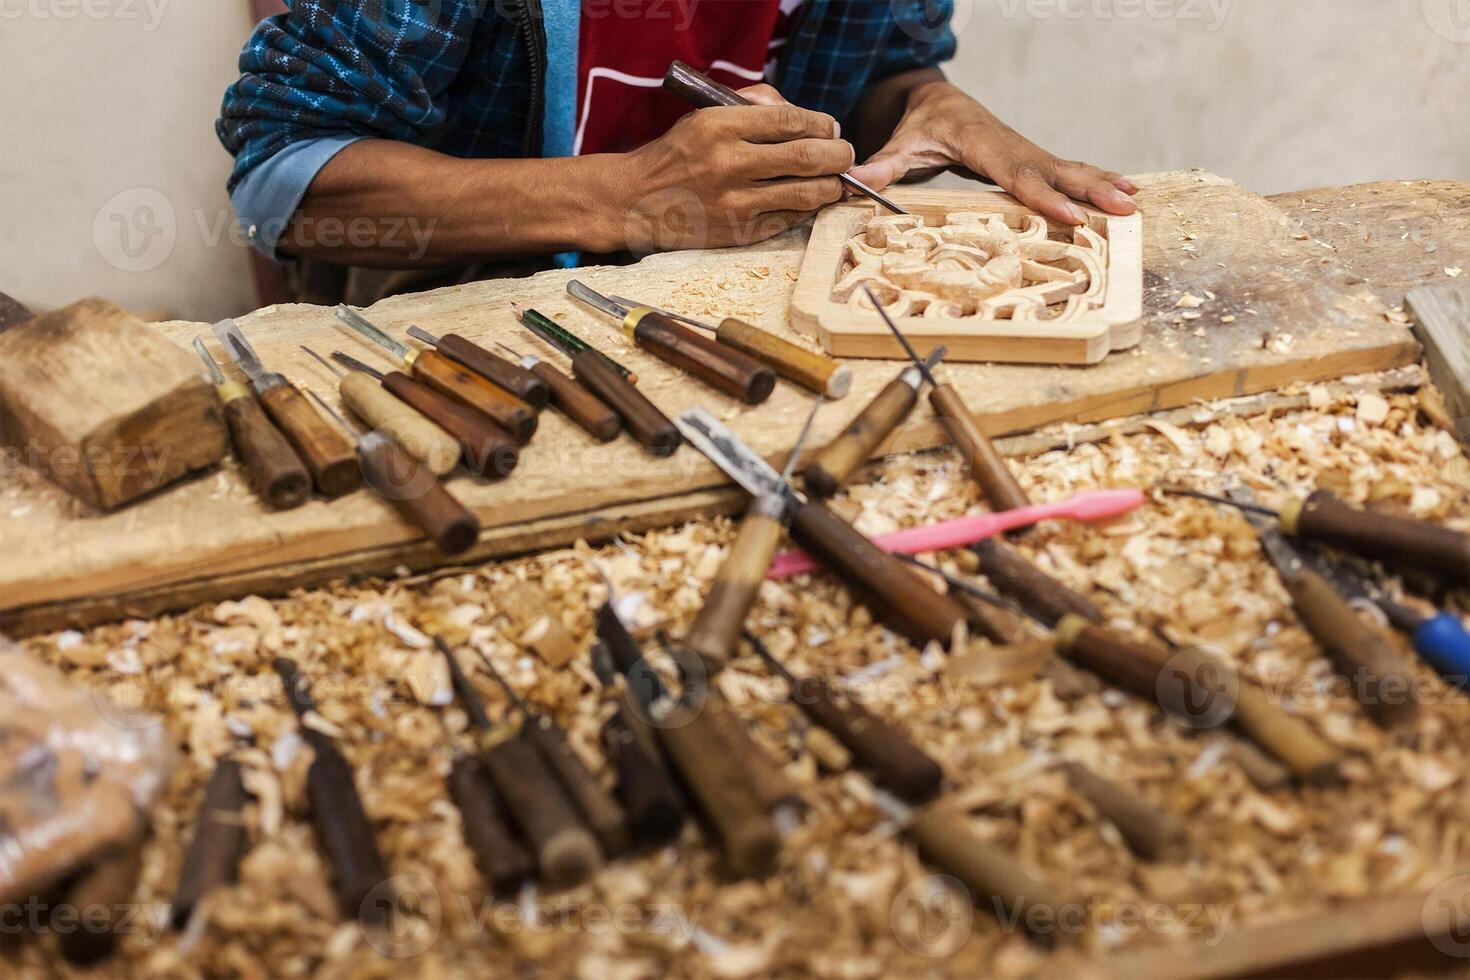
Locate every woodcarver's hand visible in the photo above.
<box><xmin>848</xmin><ymin>80</ymin><xmax>1138</xmax><ymax>226</ymax></box>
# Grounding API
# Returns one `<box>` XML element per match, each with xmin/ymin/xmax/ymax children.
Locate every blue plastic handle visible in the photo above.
<box><xmin>1415</xmin><ymin>613</ymin><xmax>1470</xmax><ymax>689</ymax></box>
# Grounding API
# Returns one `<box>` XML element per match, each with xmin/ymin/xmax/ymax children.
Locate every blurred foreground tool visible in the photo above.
<box><xmin>1160</xmin><ymin>483</ymin><xmax>1470</xmax><ymax>586</ymax></box>
<box><xmin>437</xmin><ymin>637</ymin><xmax>603</xmax><ymax>890</ymax></box>
<box><xmin>273</xmin><ymin>658</ymin><xmax>391</xmax><ymax>924</ymax></box>
<box><xmin>867</xmin><ymin>285</ymin><xmax>1031</xmax><ymax>513</ymax></box>
<box><xmin>0</xmin><ymin>290</ymin><xmax>30</xmax><ymax>329</ymax></box>
<box><xmin>407</xmin><ymin>324</ymin><xmax>549</xmax><ymax>409</ymax></box>
<box><xmin>496</xmin><ymin>343</ymin><xmax>622</xmax><ymax>442</ymax></box>
<box><xmin>194</xmin><ymin>338</ymin><xmax>310</xmax><ymax>509</ymax></box>
<box><xmin>569</xmin><ymin>280</ymin><xmax>776</xmax><ymax>405</ymax></box>
<box><xmin>0</xmin><ymin>298</ymin><xmax>227</xmax><ymax>510</ymax></box>
<box><xmin>308</xmin><ymin>392</ymin><xmax>480</xmax><ymax>555</ymax></box>
<box><xmin>213</xmin><ymin>319</ymin><xmax>360</xmax><ymax>498</ymax></box>
<box><xmin>610</xmin><ymin>294</ymin><xmax>852</xmax><ymax>398</ymax></box>
<box><xmin>171</xmin><ymin>756</ymin><xmax>251</xmax><ymax>929</ymax></box>
<box><xmin>1406</xmin><ymin>285</ymin><xmax>1470</xmax><ymax>447</ymax></box>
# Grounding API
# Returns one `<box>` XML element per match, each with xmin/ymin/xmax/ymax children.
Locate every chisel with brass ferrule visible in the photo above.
<box><xmin>212</xmin><ymin>320</ymin><xmax>361</xmax><ymax>498</ymax></box>
<box><xmin>336</xmin><ymin>305</ymin><xmax>537</xmax><ymax>443</ymax></box>
<box><xmin>406</xmin><ymin>324</ymin><xmax>549</xmax><ymax>409</ymax></box>
<box><xmin>867</xmin><ymin>286</ymin><xmax>1031</xmax><ymax>514</ymax></box>
<box><xmin>610</xmin><ymin>295</ymin><xmax>852</xmax><ymax>399</ymax></box>
<box><xmin>193</xmin><ymin>337</ymin><xmax>310</xmax><ymax>509</ymax></box>
<box><xmin>497</xmin><ymin>342</ymin><xmax>622</xmax><ymax>442</ymax></box>
<box><xmin>569</xmin><ymin>280</ymin><xmax>776</xmax><ymax>405</ymax></box>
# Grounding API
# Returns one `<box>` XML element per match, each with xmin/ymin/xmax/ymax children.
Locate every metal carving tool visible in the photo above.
<box><xmin>495</xmin><ymin>342</ymin><xmax>622</xmax><ymax>442</ymax></box>
<box><xmin>405</xmin><ymin>324</ymin><xmax>549</xmax><ymax>408</ymax></box>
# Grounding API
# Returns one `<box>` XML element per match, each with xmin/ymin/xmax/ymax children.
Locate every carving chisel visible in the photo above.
<box><xmin>406</xmin><ymin>324</ymin><xmax>549</xmax><ymax>409</ymax></box>
<box><xmin>212</xmin><ymin>320</ymin><xmax>361</xmax><ymax>498</ymax></box>
<box><xmin>610</xmin><ymin>294</ymin><xmax>852</xmax><ymax>398</ymax></box>
<box><xmin>497</xmin><ymin>342</ymin><xmax>623</xmax><ymax>443</ymax></box>
<box><xmin>308</xmin><ymin>391</ymin><xmax>481</xmax><ymax>555</ymax></box>
<box><xmin>867</xmin><ymin>286</ymin><xmax>1031</xmax><ymax>513</ymax></box>
<box><xmin>336</xmin><ymin>305</ymin><xmax>538</xmax><ymax>443</ymax></box>
<box><xmin>569</xmin><ymin>280</ymin><xmax>777</xmax><ymax>405</ymax></box>
<box><xmin>170</xmin><ymin>754</ymin><xmax>251</xmax><ymax>929</ymax></box>
<box><xmin>193</xmin><ymin>337</ymin><xmax>310</xmax><ymax>510</ymax></box>
<box><xmin>662</xmin><ymin>60</ymin><xmax>907</xmax><ymax>216</ymax></box>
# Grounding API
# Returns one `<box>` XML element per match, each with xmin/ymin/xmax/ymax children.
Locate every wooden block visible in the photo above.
<box><xmin>1406</xmin><ymin>285</ymin><xmax>1470</xmax><ymax>443</ymax></box>
<box><xmin>0</xmin><ymin>298</ymin><xmax>227</xmax><ymax>511</ymax></box>
<box><xmin>490</xmin><ymin>578</ymin><xmax>579</xmax><ymax>668</ymax></box>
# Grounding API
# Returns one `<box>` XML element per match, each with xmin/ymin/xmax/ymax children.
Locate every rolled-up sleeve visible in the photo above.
<box><xmin>876</xmin><ymin>0</ymin><xmax>958</xmax><ymax>80</ymax></box>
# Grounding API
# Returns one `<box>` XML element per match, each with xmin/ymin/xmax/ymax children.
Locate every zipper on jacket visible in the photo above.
<box><xmin>516</xmin><ymin>0</ymin><xmax>547</xmax><ymax>157</ymax></box>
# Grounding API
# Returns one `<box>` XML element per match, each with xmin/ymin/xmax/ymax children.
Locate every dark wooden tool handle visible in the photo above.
<box><xmin>683</xmin><ymin>505</ymin><xmax>785</xmax><ymax>672</ymax></box>
<box><xmin>171</xmin><ymin>758</ymin><xmax>251</xmax><ymax>927</ymax></box>
<box><xmin>448</xmin><ymin>753</ymin><xmax>534</xmax><ymax>897</ymax></box>
<box><xmin>527</xmin><ymin>718</ymin><xmax>630</xmax><ymax>858</ymax></box>
<box><xmin>1286</xmin><ymin>570</ymin><xmax>1419</xmax><ymax>726</ymax></box>
<box><xmin>483</xmin><ymin>734</ymin><xmax>603</xmax><ymax>891</ymax></box>
<box><xmin>698</xmin><ymin>691</ymin><xmax>801</xmax><ymax>814</ymax></box>
<box><xmin>804</xmin><ymin>375</ymin><xmax>919</xmax><ymax>498</ymax></box>
<box><xmin>302</xmin><ymin>734</ymin><xmax>391</xmax><ymax>923</ymax></box>
<box><xmin>973</xmin><ymin>539</ymin><xmax>1103</xmax><ymax>627</ymax></box>
<box><xmin>716</xmin><ymin>318</ymin><xmax>852</xmax><ymax>398</ymax></box>
<box><xmin>223</xmin><ymin>394</ymin><xmax>311</xmax><ymax>510</ymax></box>
<box><xmin>415</xmin><ymin>349</ymin><xmax>538</xmax><ymax>443</ymax></box>
<box><xmin>258</xmin><ymin>383</ymin><xmax>362</xmax><ymax>498</ymax></box>
<box><xmin>381</xmin><ymin>372</ymin><xmax>519</xmax><ymax>478</ymax></box>
<box><xmin>1289</xmin><ymin>489</ymin><xmax>1470</xmax><ymax>583</ymax></box>
<box><xmin>664</xmin><ymin>59</ymin><xmax>747</xmax><ymax>108</ymax></box>
<box><xmin>790</xmin><ymin>501</ymin><xmax>968</xmax><ymax>648</ymax></box>
<box><xmin>930</xmin><ymin>384</ymin><xmax>1030</xmax><ymax>513</ymax></box>
<box><xmin>437</xmin><ymin>333</ymin><xmax>550</xmax><ymax>408</ymax></box>
<box><xmin>358</xmin><ymin>439</ymin><xmax>480</xmax><ymax>555</ymax></box>
<box><xmin>603</xmin><ymin>708</ymin><xmax>687</xmax><ymax>851</ymax></box>
<box><xmin>530</xmin><ymin>361</ymin><xmax>622</xmax><ymax>442</ymax></box>
<box><xmin>1054</xmin><ymin>618</ymin><xmax>1173</xmax><ymax>699</ymax></box>
<box><xmin>655</xmin><ymin>707</ymin><xmax>781</xmax><ymax>878</ymax></box>
<box><xmin>59</xmin><ymin>842</ymin><xmax>144</xmax><ymax>965</ymax></box>
<box><xmin>789</xmin><ymin>676</ymin><xmax>943</xmax><ymax>803</ymax></box>
<box><xmin>631</xmin><ymin>310</ymin><xmax>776</xmax><ymax>405</ymax></box>
<box><xmin>572</xmin><ymin>350</ymin><xmax>681</xmax><ymax>457</ymax></box>
<box><xmin>1058</xmin><ymin>762</ymin><xmax>1186</xmax><ymax>862</ymax></box>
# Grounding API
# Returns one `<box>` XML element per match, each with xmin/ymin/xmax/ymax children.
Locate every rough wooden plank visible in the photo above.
<box><xmin>1406</xmin><ymin>285</ymin><xmax>1470</xmax><ymax>442</ymax></box>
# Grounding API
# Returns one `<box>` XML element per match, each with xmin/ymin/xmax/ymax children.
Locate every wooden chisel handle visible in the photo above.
<box><xmin>258</xmin><ymin>382</ymin><xmax>362</xmax><ymax>498</ymax></box>
<box><xmin>1285</xmin><ymin>569</ymin><xmax>1419</xmax><ymax>726</ymax></box>
<box><xmin>1285</xmin><ymin>489</ymin><xmax>1470</xmax><ymax>584</ymax></box>
<box><xmin>220</xmin><ymin>387</ymin><xmax>310</xmax><ymax>509</ymax></box>
<box><xmin>301</xmin><ymin>732</ymin><xmax>391</xmax><ymax>923</ymax></box>
<box><xmin>571</xmin><ymin>350</ymin><xmax>682</xmax><ymax>456</ymax></box>
<box><xmin>1229</xmin><ymin>681</ymin><xmax>1340</xmax><ymax>785</ymax></box>
<box><xmin>973</xmin><ymin>539</ymin><xmax>1104</xmax><ymax>627</ymax></box>
<box><xmin>340</xmin><ymin>371</ymin><xmax>460</xmax><ymax>476</ymax></box>
<box><xmin>381</xmin><ymin>371</ymin><xmax>520</xmax><ymax>478</ymax></box>
<box><xmin>412</xmin><ymin>349</ymin><xmax>537</xmax><ymax>443</ymax></box>
<box><xmin>804</xmin><ymin>369</ymin><xmax>922</xmax><ymax>498</ymax></box>
<box><xmin>358</xmin><ymin>437</ymin><xmax>481</xmax><ymax>555</ymax></box>
<box><xmin>529</xmin><ymin>360</ymin><xmax>622</xmax><ymax>442</ymax></box>
<box><xmin>525</xmin><ymin>717</ymin><xmax>630</xmax><ymax>858</ymax></box>
<box><xmin>715</xmin><ymin>318</ymin><xmax>853</xmax><ymax>398</ymax></box>
<box><xmin>1058</xmin><ymin>762</ymin><xmax>1186</xmax><ymax>862</ymax></box>
<box><xmin>683</xmin><ymin>497</ymin><xmax>786</xmax><ymax>672</ymax></box>
<box><xmin>172</xmin><ymin>758</ymin><xmax>251</xmax><ymax>927</ymax></box>
<box><xmin>435</xmin><ymin>333</ymin><xmax>550</xmax><ymax>408</ymax></box>
<box><xmin>482</xmin><ymin>734</ymin><xmax>603</xmax><ymax>891</ymax></box>
<box><xmin>447</xmin><ymin>753</ymin><xmax>534</xmax><ymax>897</ymax></box>
<box><xmin>698</xmin><ymin>690</ymin><xmax>802</xmax><ymax>814</ymax></box>
<box><xmin>601</xmin><ymin>705</ymin><xmax>686</xmax><ymax>851</ymax></box>
<box><xmin>626</xmin><ymin>308</ymin><xmax>776</xmax><ymax>405</ymax></box>
<box><xmin>59</xmin><ymin>841</ymin><xmax>143</xmax><ymax>965</ymax></box>
<box><xmin>790</xmin><ymin>501</ymin><xmax>968</xmax><ymax>648</ymax></box>
<box><xmin>930</xmin><ymin>384</ymin><xmax>1030</xmax><ymax>513</ymax></box>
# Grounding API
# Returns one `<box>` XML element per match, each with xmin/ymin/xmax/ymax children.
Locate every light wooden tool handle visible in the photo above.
<box><xmin>448</xmin><ymin>753</ymin><xmax>535</xmax><ymax>897</ymax></box>
<box><xmin>953</xmin><ymin>590</ymin><xmax>1027</xmax><ymax>645</ymax></box>
<box><xmin>341</xmin><ymin>371</ymin><xmax>460</xmax><ymax>476</ymax></box>
<box><xmin>358</xmin><ymin>438</ymin><xmax>481</xmax><ymax>555</ymax></box>
<box><xmin>258</xmin><ymin>383</ymin><xmax>362</xmax><ymax>498</ymax></box>
<box><xmin>414</xmin><ymin>349</ymin><xmax>538</xmax><ymax>443</ymax></box>
<box><xmin>302</xmin><ymin>735</ymin><xmax>391</xmax><ymax>923</ymax></box>
<box><xmin>789</xmin><ymin>677</ymin><xmax>944</xmax><ymax>803</ymax></box>
<box><xmin>222</xmin><ymin>393</ymin><xmax>311</xmax><ymax>510</ymax></box>
<box><xmin>602</xmin><ymin>707</ymin><xmax>687</xmax><ymax>851</ymax></box>
<box><xmin>698</xmin><ymin>691</ymin><xmax>802</xmax><ymax>814</ymax></box>
<box><xmin>1229</xmin><ymin>682</ymin><xmax>1340</xmax><ymax>785</ymax></box>
<box><xmin>572</xmin><ymin>350</ymin><xmax>682</xmax><ymax>457</ymax></box>
<box><xmin>436</xmin><ymin>333</ymin><xmax>550</xmax><ymax>408</ymax></box>
<box><xmin>973</xmin><ymin>539</ymin><xmax>1104</xmax><ymax>627</ymax></box>
<box><xmin>1285</xmin><ymin>569</ymin><xmax>1419</xmax><ymax>727</ymax></box>
<box><xmin>804</xmin><ymin>373</ymin><xmax>920</xmax><ymax>498</ymax></box>
<box><xmin>483</xmin><ymin>734</ymin><xmax>604</xmax><ymax>891</ymax></box>
<box><xmin>172</xmin><ymin>758</ymin><xmax>251</xmax><ymax>927</ymax></box>
<box><xmin>1286</xmin><ymin>490</ymin><xmax>1470</xmax><ymax>584</ymax></box>
<box><xmin>930</xmin><ymin>384</ymin><xmax>1030</xmax><ymax>513</ymax></box>
<box><xmin>382</xmin><ymin>371</ymin><xmax>519</xmax><ymax>478</ymax></box>
<box><xmin>683</xmin><ymin>501</ymin><xmax>785</xmax><ymax>672</ymax></box>
<box><xmin>1058</xmin><ymin>762</ymin><xmax>1187</xmax><ymax>862</ymax></box>
<box><xmin>628</xmin><ymin>309</ymin><xmax>776</xmax><ymax>405</ymax></box>
<box><xmin>528</xmin><ymin>718</ymin><xmax>630</xmax><ymax>858</ymax></box>
<box><xmin>716</xmin><ymin>318</ymin><xmax>852</xmax><ymax>398</ymax></box>
<box><xmin>790</xmin><ymin>501</ymin><xmax>968</xmax><ymax>648</ymax></box>
<box><xmin>530</xmin><ymin>360</ymin><xmax>622</xmax><ymax>442</ymax></box>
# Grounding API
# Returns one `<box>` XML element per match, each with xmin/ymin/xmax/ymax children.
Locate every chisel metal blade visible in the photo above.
<box><xmin>674</xmin><ymin>409</ymin><xmax>788</xmax><ymax>503</ymax></box>
<box><xmin>212</xmin><ymin>319</ymin><xmax>280</xmax><ymax>393</ymax></box>
<box><xmin>1227</xmin><ymin>486</ymin><xmax>1305</xmax><ymax>580</ymax></box>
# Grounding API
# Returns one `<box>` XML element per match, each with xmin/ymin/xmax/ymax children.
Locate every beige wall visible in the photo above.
<box><xmin>1</xmin><ymin>0</ymin><xmax>1467</xmax><ymax>323</ymax></box>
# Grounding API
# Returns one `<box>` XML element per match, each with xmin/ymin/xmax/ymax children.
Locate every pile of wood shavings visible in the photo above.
<box><xmin>11</xmin><ymin>380</ymin><xmax>1470</xmax><ymax>979</ymax></box>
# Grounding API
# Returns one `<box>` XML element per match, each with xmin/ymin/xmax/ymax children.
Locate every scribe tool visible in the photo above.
<box><xmin>496</xmin><ymin>342</ymin><xmax>622</xmax><ymax>442</ymax></box>
<box><xmin>406</xmin><ymin>325</ymin><xmax>549</xmax><ymax>409</ymax></box>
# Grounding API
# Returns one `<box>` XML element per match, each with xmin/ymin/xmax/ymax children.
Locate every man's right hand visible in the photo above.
<box><xmin>611</xmin><ymin>91</ymin><xmax>854</xmax><ymax>253</ymax></box>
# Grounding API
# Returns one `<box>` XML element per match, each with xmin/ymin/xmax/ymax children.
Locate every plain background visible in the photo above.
<box><xmin>2</xmin><ymin>0</ymin><xmax>1467</xmax><ymax>322</ymax></box>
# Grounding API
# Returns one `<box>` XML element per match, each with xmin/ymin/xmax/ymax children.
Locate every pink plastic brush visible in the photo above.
<box><xmin>766</xmin><ymin>488</ymin><xmax>1145</xmax><ymax>580</ymax></box>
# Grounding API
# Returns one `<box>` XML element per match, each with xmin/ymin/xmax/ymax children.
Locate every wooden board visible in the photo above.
<box><xmin>789</xmin><ymin>188</ymin><xmax>1143</xmax><ymax>364</ymax></box>
<box><xmin>1406</xmin><ymin>285</ymin><xmax>1470</xmax><ymax>442</ymax></box>
<box><xmin>0</xmin><ymin>171</ymin><xmax>1419</xmax><ymax>636</ymax></box>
